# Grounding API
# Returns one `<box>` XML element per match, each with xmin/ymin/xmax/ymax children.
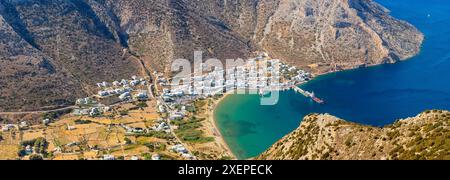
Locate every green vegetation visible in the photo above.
<box><xmin>395</xmin><ymin>127</ymin><xmax>449</xmax><ymax>160</ymax></box>
<box><xmin>74</xmin><ymin>119</ymin><xmax>93</xmax><ymax>125</ymax></box>
<box><xmin>174</xmin><ymin>117</ymin><xmax>214</xmax><ymax>144</ymax></box>
<box><xmin>143</xmin><ymin>142</ymin><xmax>166</xmax><ymax>152</ymax></box>
<box><xmin>220</xmin><ymin>156</ymin><xmax>233</xmax><ymax>160</ymax></box>
<box><xmin>321</xmin><ymin>152</ymin><xmax>331</xmax><ymax>160</ymax></box>
<box><xmin>119</xmin><ymin>110</ymin><xmax>129</xmax><ymax>116</ymax></box>
<box><xmin>386</xmin><ymin>111</ymin><xmax>450</xmax><ymax>160</ymax></box>
<box><xmin>133</xmin><ymin>131</ymin><xmax>174</xmax><ymax>140</ymax></box>
<box><xmin>29</xmin><ymin>154</ymin><xmax>44</xmax><ymax>160</ymax></box>
<box><xmin>345</xmin><ymin>137</ymin><xmax>353</xmax><ymax>147</ymax></box>
<box><xmin>387</xmin><ymin>130</ymin><xmax>400</xmax><ymax>140</ymax></box>
<box><xmin>213</xmin><ymin>94</ymin><xmax>223</xmax><ymax>100</ymax></box>
<box><xmin>193</xmin><ymin>100</ymin><xmax>207</xmax><ymax>114</ymax></box>
<box><xmin>42</xmin><ymin>112</ymin><xmax>57</xmax><ymax>120</ymax></box>
<box><xmin>124</xmin><ymin>137</ymin><xmax>132</xmax><ymax>145</ymax></box>
<box><xmin>18</xmin><ymin>138</ymin><xmax>48</xmax><ymax>157</ymax></box>
<box><xmin>259</xmin><ymin>111</ymin><xmax>450</xmax><ymax>160</ymax></box>
<box><xmin>141</xmin><ymin>153</ymin><xmax>152</xmax><ymax>160</ymax></box>
<box><xmin>185</xmin><ymin>105</ymin><xmax>196</xmax><ymax>113</ymax></box>
<box><xmin>136</xmin><ymin>102</ymin><xmax>148</xmax><ymax>109</ymax></box>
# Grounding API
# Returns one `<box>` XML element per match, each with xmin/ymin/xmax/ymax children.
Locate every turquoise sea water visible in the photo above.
<box><xmin>215</xmin><ymin>0</ymin><xmax>450</xmax><ymax>159</ymax></box>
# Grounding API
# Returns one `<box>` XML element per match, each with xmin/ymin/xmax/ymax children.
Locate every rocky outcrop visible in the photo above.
<box><xmin>0</xmin><ymin>0</ymin><xmax>423</xmax><ymax>111</ymax></box>
<box><xmin>257</xmin><ymin>110</ymin><xmax>449</xmax><ymax>160</ymax></box>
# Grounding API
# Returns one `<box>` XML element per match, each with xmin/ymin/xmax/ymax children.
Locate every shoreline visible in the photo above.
<box><xmin>208</xmin><ymin>67</ymin><xmax>366</xmax><ymax>159</ymax></box>
<box><xmin>210</xmin><ymin>84</ymin><xmax>311</xmax><ymax>160</ymax></box>
<box><xmin>205</xmin><ymin>52</ymin><xmax>425</xmax><ymax>160</ymax></box>
<box><xmin>207</xmin><ymin>92</ymin><xmax>237</xmax><ymax>159</ymax></box>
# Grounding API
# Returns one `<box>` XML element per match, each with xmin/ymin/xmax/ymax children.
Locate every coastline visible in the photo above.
<box><xmin>209</xmin><ymin>62</ymin><xmax>412</xmax><ymax>159</ymax></box>
<box><xmin>208</xmin><ymin>27</ymin><xmax>424</xmax><ymax>159</ymax></box>
<box><xmin>207</xmin><ymin>92</ymin><xmax>237</xmax><ymax>159</ymax></box>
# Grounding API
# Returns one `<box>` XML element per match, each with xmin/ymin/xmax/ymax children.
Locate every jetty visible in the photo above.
<box><xmin>292</xmin><ymin>86</ymin><xmax>325</xmax><ymax>104</ymax></box>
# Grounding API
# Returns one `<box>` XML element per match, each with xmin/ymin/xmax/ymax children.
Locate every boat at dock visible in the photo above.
<box><xmin>292</xmin><ymin>86</ymin><xmax>325</xmax><ymax>104</ymax></box>
<box><xmin>311</xmin><ymin>96</ymin><xmax>325</xmax><ymax>104</ymax></box>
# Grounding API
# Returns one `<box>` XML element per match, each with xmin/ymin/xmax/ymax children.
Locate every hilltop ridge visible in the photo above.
<box><xmin>257</xmin><ymin>110</ymin><xmax>449</xmax><ymax>160</ymax></box>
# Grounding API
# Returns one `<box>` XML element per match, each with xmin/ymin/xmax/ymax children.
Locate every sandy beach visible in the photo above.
<box><xmin>205</xmin><ymin>92</ymin><xmax>237</xmax><ymax>159</ymax></box>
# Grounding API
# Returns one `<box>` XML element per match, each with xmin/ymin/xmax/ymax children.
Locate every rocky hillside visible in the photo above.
<box><xmin>0</xmin><ymin>0</ymin><xmax>141</xmax><ymax>111</ymax></box>
<box><xmin>182</xmin><ymin>0</ymin><xmax>424</xmax><ymax>72</ymax></box>
<box><xmin>114</xmin><ymin>0</ymin><xmax>424</xmax><ymax>72</ymax></box>
<box><xmin>0</xmin><ymin>0</ymin><xmax>423</xmax><ymax>111</ymax></box>
<box><xmin>257</xmin><ymin>110</ymin><xmax>449</xmax><ymax>160</ymax></box>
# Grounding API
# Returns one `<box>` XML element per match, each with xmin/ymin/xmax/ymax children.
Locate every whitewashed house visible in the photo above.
<box><xmin>89</xmin><ymin>107</ymin><xmax>101</xmax><ymax>117</ymax></box>
<box><xmin>43</xmin><ymin>119</ymin><xmax>51</xmax><ymax>125</ymax></box>
<box><xmin>152</xmin><ymin>154</ymin><xmax>161</xmax><ymax>160</ymax></box>
<box><xmin>103</xmin><ymin>155</ymin><xmax>115</xmax><ymax>160</ymax></box>
<box><xmin>119</xmin><ymin>92</ymin><xmax>131</xmax><ymax>100</ymax></box>
<box><xmin>98</xmin><ymin>91</ymin><xmax>109</xmax><ymax>97</ymax></box>
<box><xmin>112</xmin><ymin>81</ymin><xmax>121</xmax><ymax>87</ymax></box>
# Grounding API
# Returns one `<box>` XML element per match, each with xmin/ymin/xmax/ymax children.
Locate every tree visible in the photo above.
<box><xmin>124</xmin><ymin>137</ymin><xmax>132</xmax><ymax>145</ymax></box>
<box><xmin>119</xmin><ymin>110</ymin><xmax>129</xmax><ymax>116</ymax></box>
<box><xmin>33</xmin><ymin>137</ymin><xmax>48</xmax><ymax>154</ymax></box>
<box><xmin>29</xmin><ymin>154</ymin><xmax>43</xmax><ymax>160</ymax></box>
<box><xmin>136</xmin><ymin>102</ymin><xmax>148</xmax><ymax>109</ymax></box>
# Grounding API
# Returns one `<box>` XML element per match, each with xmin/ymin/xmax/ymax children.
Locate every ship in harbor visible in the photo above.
<box><xmin>310</xmin><ymin>92</ymin><xmax>325</xmax><ymax>104</ymax></box>
<box><xmin>292</xmin><ymin>86</ymin><xmax>325</xmax><ymax>104</ymax></box>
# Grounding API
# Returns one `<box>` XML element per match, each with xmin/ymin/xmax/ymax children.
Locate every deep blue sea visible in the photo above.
<box><xmin>215</xmin><ymin>0</ymin><xmax>450</xmax><ymax>159</ymax></box>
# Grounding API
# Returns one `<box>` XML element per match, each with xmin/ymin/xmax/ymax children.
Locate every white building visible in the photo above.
<box><xmin>130</xmin><ymin>80</ymin><xmax>140</xmax><ymax>86</ymax></box>
<box><xmin>152</xmin><ymin>154</ymin><xmax>161</xmax><ymax>160</ymax></box>
<box><xmin>134</xmin><ymin>91</ymin><xmax>148</xmax><ymax>100</ymax></box>
<box><xmin>171</xmin><ymin>144</ymin><xmax>188</xmax><ymax>154</ymax></box>
<box><xmin>73</xmin><ymin>109</ymin><xmax>90</xmax><ymax>116</ymax></box>
<box><xmin>67</xmin><ymin>125</ymin><xmax>76</xmax><ymax>131</ymax></box>
<box><xmin>1</xmin><ymin>124</ymin><xmax>15</xmax><ymax>132</ymax></box>
<box><xmin>19</xmin><ymin>121</ymin><xmax>28</xmax><ymax>128</ymax></box>
<box><xmin>119</xmin><ymin>92</ymin><xmax>131</xmax><ymax>100</ymax></box>
<box><xmin>182</xmin><ymin>153</ymin><xmax>194</xmax><ymax>160</ymax></box>
<box><xmin>43</xmin><ymin>119</ymin><xmax>51</xmax><ymax>125</ymax></box>
<box><xmin>89</xmin><ymin>107</ymin><xmax>101</xmax><ymax>117</ymax></box>
<box><xmin>158</xmin><ymin>105</ymin><xmax>166</xmax><ymax>113</ymax></box>
<box><xmin>112</xmin><ymin>81</ymin><xmax>121</xmax><ymax>87</ymax></box>
<box><xmin>98</xmin><ymin>91</ymin><xmax>109</xmax><ymax>97</ymax></box>
<box><xmin>169</xmin><ymin>112</ymin><xmax>185</xmax><ymax>120</ymax></box>
<box><xmin>76</xmin><ymin>97</ymin><xmax>94</xmax><ymax>105</ymax></box>
<box><xmin>103</xmin><ymin>155</ymin><xmax>115</xmax><ymax>160</ymax></box>
<box><xmin>120</xmin><ymin>79</ymin><xmax>128</xmax><ymax>85</ymax></box>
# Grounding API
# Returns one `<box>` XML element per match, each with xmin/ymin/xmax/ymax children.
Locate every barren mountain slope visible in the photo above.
<box><xmin>0</xmin><ymin>0</ymin><xmax>141</xmax><ymax>111</ymax></box>
<box><xmin>0</xmin><ymin>0</ymin><xmax>423</xmax><ymax>111</ymax></box>
<box><xmin>168</xmin><ymin>0</ymin><xmax>423</xmax><ymax>72</ymax></box>
<box><xmin>0</xmin><ymin>10</ymin><xmax>82</xmax><ymax>111</ymax></box>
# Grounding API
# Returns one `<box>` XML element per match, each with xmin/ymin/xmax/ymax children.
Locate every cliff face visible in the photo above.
<box><xmin>0</xmin><ymin>0</ymin><xmax>423</xmax><ymax>111</ymax></box>
<box><xmin>257</xmin><ymin>110</ymin><xmax>450</xmax><ymax>160</ymax></box>
<box><xmin>179</xmin><ymin>0</ymin><xmax>423</xmax><ymax>72</ymax></box>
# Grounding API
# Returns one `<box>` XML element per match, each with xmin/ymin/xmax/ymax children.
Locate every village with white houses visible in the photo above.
<box><xmin>159</xmin><ymin>52</ymin><xmax>311</xmax><ymax>104</ymax></box>
<box><xmin>0</xmin><ymin>52</ymin><xmax>313</xmax><ymax>160</ymax></box>
<box><xmin>73</xmin><ymin>75</ymin><xmax>149</xmax><ymax>117</ymax></box>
